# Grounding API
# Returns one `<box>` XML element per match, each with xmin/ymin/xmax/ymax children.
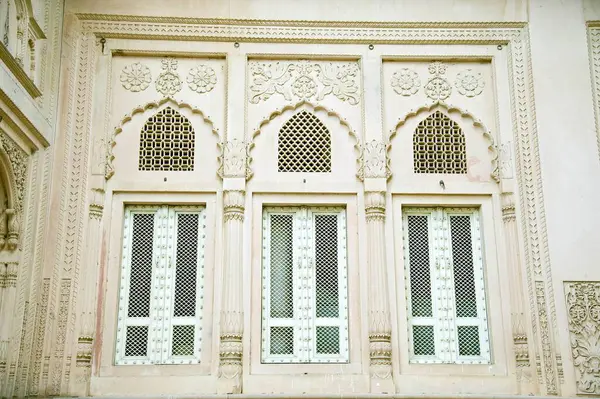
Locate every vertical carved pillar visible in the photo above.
<box><xmin>365</xmin><ymin>191</ymin><xmax>394</xmax><ymax>392</ymax></box>
<box><xmin>71</xmin><ymin>188</ymin><xmax>104</xmax><ymax>395</ymax></box>
<box><xmin>502</xmin><ymin>193</ymin><xmax>536</xmax><ymax>393</ymax></box>
<box><xmin>218</xmin><ymin>189</ymin><xmax>245</xmax><ymax>394</ymax></box>
<box><xmin>0</xmin><ymin>208</ymin><xmax>6</xmax><ymax>247</ymax></box>
<box><xmin>5</xmin><ymin>209</ymin><xmax>18</xmax><ymax>249</ymax></box>
<box><xmin>0</xmin><ymin>262</ymin><xmax>17</xmax><ymax>395</ymax></box>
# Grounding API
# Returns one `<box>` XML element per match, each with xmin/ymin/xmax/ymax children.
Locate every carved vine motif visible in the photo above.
<box><xmin>187</xmin><ymin>65</ymin><xmax>217</xmax><ymax>94</ymax></box>
<box><xmin>248</xmin><ymin>61</ymin><xmax>360</xmax><ymax>105</ymax></box>
<box><xmin>0</xmin><ymin>131</ymin><xmax>27</xmax><ymax>215</ymax></box>
<box><xmin>565</xmin><ymin>282</ymin><xmax>600</xmax><ymax>395</ymax></box>
<box><xmin>455</xmin><ymin>69</ymin><xmax>485</xmax><ymax>98</ymax></box>
<box><xmin>424</xmin><ymin>61</ymin><xmax>451</xmax><ymax>101</ymax></box>
<box><xmin>119</xmin><ymin>62</ymin><xmax>151</xmax><ymax>92</ymax></box>
<box><xmin>156</xmin><ymin>57</ymin><xmax>182</xmax><ymax>96</ymax></box>
<box><xmin>391</xmin><ymin>68</ymin><xmax>420</xmax><ymax>96</ymax></box>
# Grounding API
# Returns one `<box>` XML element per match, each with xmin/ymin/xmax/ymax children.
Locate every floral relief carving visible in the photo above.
<box><xmin>156</xmin><ymin>57</ymin><xmax>182</xmax><ymax>96</ymax></box>
<box><xmin>391</xmin><ymin>68</ymin><xmax>420</xmax><ymax>96</ymax></box>
<box><xmin>248</xmin><ymin>61</ymin><xmax>360</xmax><ymax>105</ymax></box>
<box><xmin>565</xmin><ymin>282</ymin><xmax>600</xmax><ymax>395</ymax></box>
<box><xmin>455</xmin><ymin>69</ymin><xmax>485</xmax><ymax>98</ymax></box>
<box><xmin>218</xmin><ymin>139</ymin><xmax>251</xmax><ymax>179</ymax></box>
<box><xmin>187</xmin><ymin>65</ymin><xmax>217</xmax><ymax>94</ymax></box>
<box><xmin>119</xmin><ymin>62</ymin><xmax>151</xmax><ymax>92</ymax></box>
<box><xmin>424</xmin><ymin>61</ymin><xmax>451</xmax><ymax>101</ymax></box>
<box><xmin>357</xmin><ymin>139</ymin><xmax>390</xmax><ymax>180</ymax></box>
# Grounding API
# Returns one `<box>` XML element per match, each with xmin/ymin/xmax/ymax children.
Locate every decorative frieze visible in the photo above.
<box><xmin>564</xmin><ymin>282</ymin><xmax>600</xmax><ymax>395</ymax></box>
<box><xmin>248</xmin><ymin>60</ymin><xmax>360</xmax><ymax>105</ymax></box>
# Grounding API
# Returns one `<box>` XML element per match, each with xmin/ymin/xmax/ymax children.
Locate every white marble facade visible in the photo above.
<box><xmin>1</xmin><ymin>0</ymin><xmax>600</xmax><ymax>397</ymax></box>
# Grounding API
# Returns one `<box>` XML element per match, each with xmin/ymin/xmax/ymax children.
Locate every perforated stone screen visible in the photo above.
<box><xmin>278</xmin><ymin>111</ymin><xmax>331</xmax><ymax>173</ymax></box>
<box><xmin>413</xmin><ymin>111</ymin><xmax>467</xmax><ymax>174</ymax></box>
<box><xmin>139</xmin><ymin>107</ymin><xmax>195</xmax><ymax>172</ymax></box>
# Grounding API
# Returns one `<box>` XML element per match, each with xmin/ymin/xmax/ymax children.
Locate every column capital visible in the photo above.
<box><xmin>365</xmin><ymin>191</ymin><xmax>386</xmax><ymax>222</ymax></box>
<box><xmin>223</xmin><ymin>190</ymin><xmax>245</xmax><ymax>222</ymax></box>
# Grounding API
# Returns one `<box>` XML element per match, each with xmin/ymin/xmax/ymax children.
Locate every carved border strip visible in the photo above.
<box><xmin>69</xmin><ymin>15</ymin><xmax>557</xmax><ymax>395</ymax></box>
<box><xmin>587</xmin><ymin>25</ymin><xmax>600</xmax><ymax>160</ymax></box>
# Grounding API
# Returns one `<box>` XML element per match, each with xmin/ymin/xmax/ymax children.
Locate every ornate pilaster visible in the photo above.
<box><xmin>218</xmin><ymin>190</ymin><xmax>245</xmax><ymax>394</ymax></box>
<box><xmin>0</xmin><ymin>262</ymin><xmax>18</xmax><ymax>393</ymax></box>
<box><xmin>71</xmin><ymin>188</ymin><xmax>104</xmax><ymax>395</ymax></box>
<box><xmin>501</xmin><ymin>193</ymin><xmax>535</xmax><ymax>392</ymax></box>
<box><xmin>364</xmin><ymin>191</ymin><xmax>394</xmax><ymax>392</ymax></box>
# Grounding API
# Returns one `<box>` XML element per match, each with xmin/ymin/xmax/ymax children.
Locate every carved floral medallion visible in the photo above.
<box><xmin>565</xmin><ymin>282</ymin><xmax>600</xmax><ymax>395</ymax></box>
<box><xmin>119</xmin><ymin>62</ymin><xmax>151</xmax><ymax>92</ymax></box>
<box><xmin>391</xmin><ymin>68</ymin><xmax>420</xmax><ymax>96</ymax></box>
<box><xmin>424</xmin><ymin>61</ymin><xmax>451</xmax><ymax>100</ymax></box>
<box><xmin>455</xmin><ymin>69</ymin><xmax>485</xmax><ymax>97</ymax></box>
<box><xmin>156</xmin><ymin>57</ymin><xmax>182</xmax><ymax>96</ymax></box>
<box><xmin>187</xmin><ymin>65</ymin><xmax>217</xmax><ymax>94</ymax></box>
<box><xmin>248</xmin><ymin>60</ymin><xmax>360</xmax><ymax>105</ymax></box>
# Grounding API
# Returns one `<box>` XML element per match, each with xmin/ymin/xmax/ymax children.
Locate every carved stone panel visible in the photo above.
<box><xmin>565</xmin><ymin>282</ymin><xmax>600</xmax><ymax>395</ymax></box>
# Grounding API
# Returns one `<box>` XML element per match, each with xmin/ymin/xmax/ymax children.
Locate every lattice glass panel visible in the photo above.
<box><xmin>172</xmin><ymin>325</ymin><xmax>195</xmax><ymax>356</ymax></box>
<box><xmin>174</xmin><ymin>213</ymin><xmax>199</xmax><ymax>317</ymax></box>
<box><xmin>406</xmin><ymin>215</ymin><xmax>433</xmax><ymax>318</ymax></box>
<box><xmin>269</xmin><ymin>214</ymin><xmax>294</xmax><ymax>319</ymax></box>
<box><xmin>449</xmin><ymin>215</ymin><xmax>477</xmax><ymax>318</ymax></box>
<box><xmin>278</xmin><ymin>111</ymin><xmax>331</xmax><ymax>173</ymax></box>
<box><xmin>125</xmin><ymin>326</ymin><xmax>149</xmax><ymax>357</ymax></box>
<box><xmin>128</xmin><ymin>213</ymin><xmax>154</xmax><ymax>318</ymax></box>
<box><xmin>457</xmin><ymin>326</ymin><xmax>481</xmax><ymax>356</ymax></box>
<box><xmin>139</xmin><ymin>107</ymin><xmax>195</xmax><ymax>172</ymax></box>
<box><xmin>270</xmin><ymin>327</ymin><xmax>294</xmax><ymax>355</ymax></box>
<box><xmin>412</xmin><ymin>325</ymin><xmax>435</xmax><ymax>356</ymax></box>
<box><xmin>316</xmin><ymin>326</ymin><xmax>340</xmax><ymax>355</ymax></box>
<box><xmin>315</xmin><ymin>215</ymin><xmax>339</xmax><ymax>318</ymax></box>
<box><xmin>413</xmin><ymin>111</ymin><xmax>467</xmax><ymax>174</ymax></box>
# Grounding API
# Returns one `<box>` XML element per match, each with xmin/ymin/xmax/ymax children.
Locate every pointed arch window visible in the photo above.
<box><xmin>413</xmin><ymin>111</ymin><xmax>467</xmax><ymax>174</ymax></box>
<box><xmin>139</xmin><ymin>107</ymin><xmax>195</xmax><ymax>172</ymax></box>
<box><xmin>277</xmin><ymin>111</ymin><xmax>331</xmax><ymax>173</ymax></box>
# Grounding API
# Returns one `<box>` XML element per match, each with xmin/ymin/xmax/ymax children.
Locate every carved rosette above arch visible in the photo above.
<box><xmin>105</xmin><ymin>97</ymin><xmax>221</xmax><ymax>180</ymax></box>
<box><xmin>248</xmin><ymin>100</ymin><xmax>360</xmax><ymax>180</ymax></box>
<box><xmin>388</xmin><ymin>100</ymin><xmax>499</xmax><ymax>182</ymax></box>
<box><xmin>0</xmin><ymin>129</ymin><xmax>28</xmax><ymax>251</ymax></box>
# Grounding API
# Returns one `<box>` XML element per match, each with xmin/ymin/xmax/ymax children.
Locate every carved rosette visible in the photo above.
<box><xmin>358</xmin><ymin>140</ymin><xmax>390</xmax><ymax>181</ymax></box>
<box><xmin>187</xmin><ymin>65</ymin><xmax>217</xmax><ymax>94</ymax></box>
<box><xmin>424</xmin><ymin>61</ymin><xmax>451</xmax><ymax>101</ymax></box>
<box><xmin>565</xmin><ymin>282</ymin><xmax>600</xmax><ymax>395</ymax></box>
<box><xmin>156</xmin><ymin>57</ymin><xmax>182</xmax><ymax>96</ymax></box>
<box><xmin>119</xmin><ymin>62</ymin><xmax>151</xmax><ymax>92</ymax></box>
<box><xmin>455</xmin><ymin>69</ymin><xmax>485</xmax><ymax>98</ymax></box>
<box><xmin>248</xmin><ymin>60</ymin><xmax>360</xmax><ymax>105</ymax></box>
<box><xmin>391</xmin><ymin>68</ymin><xmax>420</xmax><ymax>96</ymax></box>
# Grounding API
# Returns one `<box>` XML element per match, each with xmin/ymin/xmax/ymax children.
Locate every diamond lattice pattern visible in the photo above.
<box><xmin>413</xmin><ymin>111</ymin><xmax>467</xmax><ymax>174</ymax></box>
<box><xmin>116</xmin><ymin>206</ymin><xmax>204</xmax><ymax>365</ymax></box>
<box><xmin>278</xmin><ymin>111</ymin><xmax>332</xmax><ymax>173</ymax></box>
<box><xmin>139</xmin><ymin>107</ymin><xmax>195</xmax><ymax>172</ymax></box>
<box><xmin>404</xmin><ymin>207</ymin><xmax>489</xmax><ymax>364</ymax></box>
<box><xmin>262</xmin><ymin>207</ymin><xmax>348</xmax><ymax>363</ymax></box>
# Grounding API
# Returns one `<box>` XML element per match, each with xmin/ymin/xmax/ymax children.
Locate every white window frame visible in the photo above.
<box><xmin>115</xmin><ymin>204</ymin><xmax>206</xmax><ymax>365</ymax></box>
<box><xmin>402</xmin><ymin>206</ymin><xmax>490</xmax><ymax>365</ymax></box>
<box><xmin>261</xmin><ymin>206</ymin><xmax>349</xmax><ymax>364</ymax></box>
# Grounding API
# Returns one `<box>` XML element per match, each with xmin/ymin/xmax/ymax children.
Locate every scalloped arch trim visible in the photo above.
<box><xmin>105</xmin><ymin>97</ymin><xmax>221</xmax><ymax>180</ymax></box>
<box><xmin>388</xmin><ymin>100</ymin><xmax>499</xmax><ymax>182</ymax></box>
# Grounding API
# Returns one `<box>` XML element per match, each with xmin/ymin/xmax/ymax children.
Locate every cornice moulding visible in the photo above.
<box><xmin>0</xmin><ymin>44</ymin><xmax>42</xmax><ymax>99</ymax></box>
<box><xmin>0</xmin><ymin>90</ymin><xmax>48</xmax><ymax>150</ymax></box>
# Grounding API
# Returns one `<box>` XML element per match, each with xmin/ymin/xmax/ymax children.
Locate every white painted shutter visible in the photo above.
<box><xmin>262</xmin><ymin>207</ymin><xmax>348</xmax><ymax>363</ymax></box>
<box><xmin>404</xmin><ymin>207</ymin><xmax>490</xmax><ymax>364</ymax></box>
<box><xmin>116</xmin><ymin>205</ymin><xmax>205</xmax><ymax>365</ymax></box>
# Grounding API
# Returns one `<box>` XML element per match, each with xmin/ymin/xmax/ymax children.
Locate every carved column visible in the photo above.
<box><xmin>365</xmin><ymin>191</ymin><xmax>394</xmax><ymax>392</ymax></box>
<box><xmin>502</xmin><ymin>193</ymin><xmax>536</xmax><ymax>393</ymax></box>
<box><xmin>70</xmin><ymin>188</ymin><xmax>104</xmax><ymax>395</ymax></box>
<box><xmin>0</xmin><ymin>262</ymin><xmax>17</xmax><ymax>394</ymax></box>
<box><xmin>218</xmin><ymin>189</ymin><xmax>245</xmax><ymax>394</ymax></box>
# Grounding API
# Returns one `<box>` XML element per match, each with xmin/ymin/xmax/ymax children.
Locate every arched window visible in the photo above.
<box><xmin>277</xmin><ymin>111</ymin><xmax>331</xmax><ymax>173</ymax></box>
<box><xmin>413</xmin><ymin>111</ymin><xmax>467</xmax><ymax>174</ymax></box>
<box><xmin>138</xmin><ymin>107</ymin><xmax>195</xmax><ymax>172</ymax></box>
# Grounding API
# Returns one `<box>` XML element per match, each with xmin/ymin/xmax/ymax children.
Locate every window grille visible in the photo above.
<box><xmin>402</xmin><ymin>207</ymin><xmax>490</xmax><ymax>364</ymax></box>
<box><xmin>413</xmin><ymin>111</ymin><xmax>467</xmax><ymax>174</ymax></box>
<box><xmin>261</xmin><ymin>206</ymin><xmax>348</xmax><ymax>363</ymax></box>
<box><xmin>116</xmin><ymin>205</ymin><xmax>205</xmax><ymax>365</ymax></box>
<box><xmin>277</xmin><ymin>111</ymin><xmax>332</xmax><ymax>173</ymax></box>
<box><xmin>139</xmin><ymin>107</ymin><xmax>195</xmax><ymax>172</ymax></box>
